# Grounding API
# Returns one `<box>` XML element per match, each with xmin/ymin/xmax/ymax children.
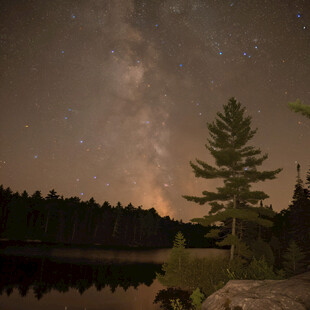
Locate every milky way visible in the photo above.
<box><xmin>0</xmin><ymin>0</ymin><xmax>309</xmax><ymax>221</ymax></box>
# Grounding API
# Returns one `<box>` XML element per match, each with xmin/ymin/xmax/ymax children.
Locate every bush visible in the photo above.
<box><xmin>158</xmin><ymin>254</ymin><xmax>283</xmax><ymax>299</ymax></box>
<box><xmin>182</xmin><ymin>257</ymin><xmax>229</xmax><ymax>296</ymax></box>
<box><xmin>227</xmin><ymin>257</ymin><xmax>283</xmax><ymax>280</ymax></box>
<box><xmin>190</xmin><ymin>288</ymin><xmax>205</xmax><ymax>310</ymax></box>
<box><xmin>154</xmin><ymin>288</ymin><xmax>192</xmax><ymax>310</ymax></box>
<box><xmin>170</xmin><ymin>298</ymin><xmax>185</xmax><ymax>310</ymax></box>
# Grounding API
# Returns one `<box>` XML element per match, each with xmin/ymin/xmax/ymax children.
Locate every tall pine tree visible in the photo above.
<box><xmin>183</xmin><ymin>97</ymin><xmax>282</xmax><ymax>260</ymax></box>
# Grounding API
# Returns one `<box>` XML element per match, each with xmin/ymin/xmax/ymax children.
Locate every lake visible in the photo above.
<box><xmin>0</xmin><ymin>246</ymin><xmax>228</xmax><ymax>310</ymax></box>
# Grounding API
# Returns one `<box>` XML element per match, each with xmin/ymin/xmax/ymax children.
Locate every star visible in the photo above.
<box><xmin>1</xmin><ymin>0</ymin><xmax>308</xmax><ymax>224</ymax></box>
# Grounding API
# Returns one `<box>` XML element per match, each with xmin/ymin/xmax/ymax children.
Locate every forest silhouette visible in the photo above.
<box><xmin>0</xmin><ymin>186</ymin><xmax>216</xmax><ymax>248</ymax></box>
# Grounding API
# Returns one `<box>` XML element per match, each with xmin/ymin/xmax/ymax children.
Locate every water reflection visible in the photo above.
<box><xmin>0</xmin><ymin>249</ymin><xmax>227</xmax><ymax>309</ymax></box>
<box><xmin>0</xmin><ymin>255</ymin><xmax>161</xmax><ymax>300</ymax></box>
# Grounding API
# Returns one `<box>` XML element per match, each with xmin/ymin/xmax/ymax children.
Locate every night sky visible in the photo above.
<box><xmin>0</xmin><ymin>0</ymin><xmax>309</xmax><ymax>222</ymax></box>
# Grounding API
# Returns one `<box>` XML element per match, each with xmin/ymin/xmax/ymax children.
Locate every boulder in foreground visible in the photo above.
<box><xmin>202</xmin><ymin>271</ymin><xmax>310</xmax><ymax>310</ymax></box>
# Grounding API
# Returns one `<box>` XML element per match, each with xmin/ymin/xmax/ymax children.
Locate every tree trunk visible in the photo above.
<box><xmin>230</xmin><ymin>194</ymin><xmax>237</xmax><ymax>261</ymax></box>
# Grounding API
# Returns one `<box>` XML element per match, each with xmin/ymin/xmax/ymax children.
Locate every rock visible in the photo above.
<box><xmin>201</xmin><ymin>272</ymin><xmax>310</xmax><ymax>310</ymax></box>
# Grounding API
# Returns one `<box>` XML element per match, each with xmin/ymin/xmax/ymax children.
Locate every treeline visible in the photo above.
<box><xmin>0</xmin><ymin>186</ymin><xmax>215</xmax><ymax>248</ymax></box>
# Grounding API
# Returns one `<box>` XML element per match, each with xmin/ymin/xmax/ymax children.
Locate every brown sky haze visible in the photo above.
<box><xmin>0</xmin><ymin>0</ymin><xmax>309</xmax><ymax>221</ymax></box>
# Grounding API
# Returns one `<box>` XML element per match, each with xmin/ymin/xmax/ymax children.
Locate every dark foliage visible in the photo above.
<box><xmin>272</xmin><ymin>165</ymin><xmax>310</xmax><ymax>268</ymax></box>
<box><xmin>154</xmin><ymin>288</ymin><xmax>192</xmax><ymax>310</ymax></box>
<box><xmin>0</xmin><ymin>185</ymin><xmax>215</xmax><ymax>248</ymax></box>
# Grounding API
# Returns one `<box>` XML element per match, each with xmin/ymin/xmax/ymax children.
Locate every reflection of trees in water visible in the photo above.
<box><xmin>154</xmin><ymin>288</ymin><xmax>192</xmax><ymax>310</ymax></box>
<box><xmin>0</xmin><ymin>256</ymin><xmax>161</xmax><ymax>299</ymax></box>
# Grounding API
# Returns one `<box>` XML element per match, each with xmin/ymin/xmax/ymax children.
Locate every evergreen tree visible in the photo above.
<box><xmin>288</xmin><ymin>164</ymin><xmax>310</xmax><ymax>255</ymax></box>
<box><xmin>157</xmin><ymin>232</ymin><xmax>190</xmax><ymax>287</ymax></box>
<box><xmin>288</xmin><ymin>99</ymin><xmax>310</xmax><ymax>119</ymax></box>
<box><xmin>183</xmin><ymin>97</ymin><xmax>282</xmax><ymax>260</ymax></box>
<box><xmin>283</xmin><ymin>241</ymin><xmax>306</xmax><ymax>276</ymax></box>
<box><xmin>190</xmin><ymin>288</ymin><xmax>205</xmax><ymax>310</ymax></box>
<box><xmin>31</xmin><ymin>190</ymin><xmax>43</xmax><ymax>200</ymax></box>
<box><xmin>44</xmin><ymin>189</ymin><xmax>60</xmax><ymax>237</ymax></box>
<box><xmin>46</xmin><ymin>189</ymin><xmax>59</xmax><ymax>200</ymax></box>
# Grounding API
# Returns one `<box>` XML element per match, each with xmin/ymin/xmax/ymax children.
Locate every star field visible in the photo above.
<box><xmin>0</xmin><ymin>0</ymin><xmax>309</xmax><ymax>221</ymax></box>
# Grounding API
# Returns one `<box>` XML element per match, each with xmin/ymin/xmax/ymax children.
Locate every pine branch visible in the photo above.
<box><xmin>288</xmin><ymin>99</ymin><xmax>310</xmax><ymax>119</ymax></box>
<box><xmin>182</xmin><ymin>195</ymin><xmax>209</xmax><ymax>205</ymax></box>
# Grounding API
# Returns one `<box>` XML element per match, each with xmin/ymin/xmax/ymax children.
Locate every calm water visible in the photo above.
<box><xmin>0</xmin><ymin>246</ymin><xmax>228</xmax><ymax>310</ymax></box>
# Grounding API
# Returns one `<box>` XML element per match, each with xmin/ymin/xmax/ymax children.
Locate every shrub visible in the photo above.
<box><xmin>190</xmin><ymin>288</ymin><xmax>205</xmax><ymax>310</ymax></box>
<box><xmin>170</xmin><ymin>298</ymin><xmax>185</xmax><ymax>310</ymax></box>
<box><xmin>154</xmin><ymin>288</ymin><xmax>192</xmax><ymax>310</ymax></box>
<box><xmin>227</xmin><ymin>257</ymin><xmax>283</xmax><ymax>280</ymax></box>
